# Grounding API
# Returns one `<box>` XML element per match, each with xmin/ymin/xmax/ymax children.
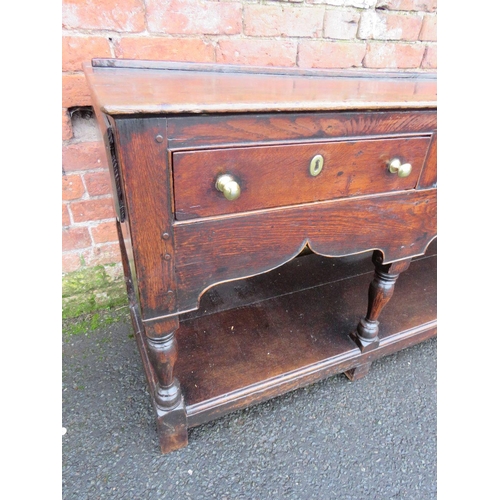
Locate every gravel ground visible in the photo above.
<box><xmin>62</xmin><ymin>318</ymin><xmax>437</xmax><ymax>500</ymax></box>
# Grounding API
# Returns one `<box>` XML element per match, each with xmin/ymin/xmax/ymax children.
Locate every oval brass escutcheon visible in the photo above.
<box><xmin>309</xmin><ymin>154</ymin><xmax>324</xmax><ymax>177</ymax></box>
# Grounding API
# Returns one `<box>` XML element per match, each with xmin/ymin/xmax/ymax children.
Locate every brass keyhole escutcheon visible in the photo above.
<box><xmin>309</xmin><ymin>154</ymin><xmax>324</xmax><ymax>177</ymax></box>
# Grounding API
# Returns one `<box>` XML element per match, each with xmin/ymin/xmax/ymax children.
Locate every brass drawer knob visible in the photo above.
<box><xmin>388</xmin><ymin>158</ymin><xmax>412</xmax><ymax>178</ymax></box>
<box><xmin>215</xmin><ymin>174</ymin><xmax>241</xmax><ymax>201</ymax></box>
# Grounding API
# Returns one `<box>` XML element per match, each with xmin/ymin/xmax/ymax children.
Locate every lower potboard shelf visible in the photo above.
<box><xmin>170</xmin><ymin>243</ymin><xmax>437</xmax><ymax>428</ymax></box>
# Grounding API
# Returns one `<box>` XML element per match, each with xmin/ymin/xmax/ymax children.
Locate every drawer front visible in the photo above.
<box><xmin>172</xmin><ymin>136</ymin><xmax>431</xmax><ymax>221</ymax></box>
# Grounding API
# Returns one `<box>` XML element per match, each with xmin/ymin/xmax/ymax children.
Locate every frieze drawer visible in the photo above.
<box><xmin>172</xmin><ymin>135</ymin><xmax>432</xmax><ymax>220</ymax></box>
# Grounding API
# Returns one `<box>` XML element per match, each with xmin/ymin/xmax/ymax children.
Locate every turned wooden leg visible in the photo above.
<box><xmin>350</xmin><ymin>251</ymin><xmax>412</xmax><ymax>353</ymax></box>
<box><xmin>145</xmin><ymin>317</ymin><xmax>188</xmax><ymax>453</ymax></box>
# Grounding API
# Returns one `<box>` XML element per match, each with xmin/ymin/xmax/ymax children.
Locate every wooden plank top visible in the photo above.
<box><xmin>84</xmin><ymin>59</ymin><xmax>437</xmax><ymax>116</ymax></box>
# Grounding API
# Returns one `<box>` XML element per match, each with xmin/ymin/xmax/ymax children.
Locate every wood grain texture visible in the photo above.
<box><xmin>418</xmin><ymin>131</ymin><xmax>437</xmax><ymax>188</ymax></box>
<box><xmin>172</xmin><ymin>250</ymin><xmax>437</xmax><ymax>426</ymax></box>
<box><xmin>127</xmin><ymin>237</ymin><xmax>436</xmax><ymax>429</ymax></box>
<box><xmin>83</xmin><ymin>62</ymin><xmax>436</xmax><ymax>116</ymax></box>
<box><xmin>167</xmin><ymin>110</ymin><xmax>437</xmax><ymax>150</ymax></box>
<box><xmin>172</xmin><ymin>189</ymin><xmax>436</xmax><ymax>315</ymax></box>
<box><xmin>114</xmin><ymin>117</ymin><xmax>178</xmax><ymax>320</ymax></box>
<box><xmin>117</xmin><ymin>220</ymin><xmax>187</xmax><ymax>452</ymax></box>
<box><xmin>182</xmin><ymin>238</ymin><xmax>436</xmax><ymax>321</ymax></box>
<box><xmin>173</xmin><ymin>136</ymin><xmax>431</xmax><ymax>220</ymax></box>
<box><xmin>144</xmin><ymin>317</ymin><xmax>182</xmax><ymax>409</ymax></box>
<box><xmin>352</xmin><ymin>255</ymin><xmax>412</xmax><ymax>351</ymax></box>
<box><xmin>144</xmin><ymin>316</ymin><xmax>189</xmax><ymax>453</ymax></box>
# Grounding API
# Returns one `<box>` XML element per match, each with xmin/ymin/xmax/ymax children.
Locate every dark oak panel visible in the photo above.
<box><xmin>114</xmin><ymin>117</ymin><xmax>178</xmax><ymax>319</ymax></box>
<box><xmin>173</xmin><ymin>136</ymin><xmax>431</xmax><ymax>220</ymax></box>
<box><xmin>418</xmin><ymin>132</ymin><xmax>437</xmax><ymax>189</ymax></box>
<box><xmin>173</xmin><ymin>250</ymin><xmax>437</xmax><ymax>425</ymax></box>
<box><xmin>183</xmin><ymin>238</ymin><xmax>436</xmax><ymax>321</ymax></box>
<box><xmin>167</xmin><ymin>110</ymin><xmax>437</xmax><ymax>150</ymax></box>
<box><xmin>174</xmin><ymin>189</ymin><xmax>436</xmax><ymax>315</ymax></box>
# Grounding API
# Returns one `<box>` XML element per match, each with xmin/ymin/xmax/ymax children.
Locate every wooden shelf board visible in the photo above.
<box><xmin>170</xmin><ymin>245</ymin><xmax>437</xmax><ymax>427</ymax></box>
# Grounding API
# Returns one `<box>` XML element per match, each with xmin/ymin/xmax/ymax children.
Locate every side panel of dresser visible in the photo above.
<box><xmin>418</xmin><ymin>131</ymin><xmax>437</xmax><ymax>189</ymax></box>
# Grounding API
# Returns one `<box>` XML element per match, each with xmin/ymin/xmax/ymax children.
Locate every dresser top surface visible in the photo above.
<box><xmin>84</xmin><ymin>59</ymin><xmax>437</xmax><ymax>116</ymax></box>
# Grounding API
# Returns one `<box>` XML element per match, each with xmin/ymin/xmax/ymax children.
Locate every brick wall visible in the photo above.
<box><xmin>62</xmin><ymin>0</ymin><xmax>437</xmax><ymax>273</ymax></box>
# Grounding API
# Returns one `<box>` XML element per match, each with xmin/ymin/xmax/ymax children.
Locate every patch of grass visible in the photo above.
<box><xmin>62</xmin><ymin>264</ymin><xmax>128</xmax><ymax>319</ymax></box>
<box><xmin>62</xmin><ymin>306</ymin><xmax>129</xmax><ymax>337</ymax></box>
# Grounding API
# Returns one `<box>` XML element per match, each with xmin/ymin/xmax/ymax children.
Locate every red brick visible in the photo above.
<box><xmin>358</xmin><ymin>10</ymin><xmax>422</xmax><ymax>41</ymax></box>
<box><xmin>216</xmin><ymin>39</ymin><xmax>297</xmax><ymax>67</ymax></box>
<box><xmin>306</xmin><ymin>0</ymin><xmax>343</xmax><ymax>5</ymax></box>
<box><xmin>419</xmin><ymin>14</ymin><xmax>436</xmax><ymax>41</ymax></box>
<box><xmin>62</xmin><ymin>253</ymin><xmax>83</xmax><ymax>273</ymax></box>
<box><xmin>115</xmin><ymin>37</ymin><xmax>214</xmax><ymax>62</ymax></box>
<box><xmin>364</xmin><ymin>42</ymin><xmax>425</xmax><ymax>68</ymax></box>
<box><xmin>84</xmin><ymin>171</ymin><xmax>112</xmax><ymax>197</ymax></box>
<box><xmin>62</xmin><ymin>226</ymin><xmax>91</xmax><ymax>251</ymax></box>
<box><xmin>298</xmin><ymin>41</ymin><xmax>366</xmax><ymax>69</ymax></box>
<box><xmin>62</xmin><ymin>142</ymin><xmax>106</xmax><ymax>172</ymax></box>
<box><xmin>91</xmin><ymin>222</ymin><xmax>119</xmax><ymax>244</ymax></box>
<box><xmin>62</xmin><ymin>73</ymin><xmax>91</xmax><ymax>108</ymax></box>
<box><xmin>62</xmin><ymin>204</ymin><xmax>71</xmax><ymax>227</ymax></box>
<box><xmin>324</xmin><ymin>9</ymin><xmax>361</xmax><ymax>40</ymax></box>
<box><xmin>62</xmin><ymin>109</ymin><xmax>73</xmax><ymax>141</ymax></box>
<box><xmin>62</xmin><ymin>174</ymin><xmax>85</xmax><ymax>201</ymax></box>
<box><xmin>146</xmin><ymin>0</ymin><xmax>242</xmax><ymax>35</ymax></box>
<box><xmin>345</xmin><ymin>0</ymin><xmax>377</xmax><ymax>7</ymax></box>
<box><xmin>62</xmin><ymin>0</ymin><xmax>145</xmax><ymax>31</ymax></box>
<box><xmin>375</xmin><ymin>0</ymin><xmax>436</xmax><ymax>12</ymax></box>
<box><xmin>243</xmin><ymin>4</ymin><xmax>324</xmax><ymax>38</ymax></box>
<box><xmin>62</xmin><ymin>36</ymin><xmax>112</xmax><ymax>72</ymax></box>
<box><xmin>70</xmin><ymin>198</ymin><xmax>116</xmax><ymax>223</ymax></box>
<box><xmin>85</xmin><ymin>243</ymin><xmax>122</xmax><ymax>267</ymax></box>
<box><xmin>421</xmin><ymin>44</ymin><xmax>436</xmax><ymax>69</ymax></box>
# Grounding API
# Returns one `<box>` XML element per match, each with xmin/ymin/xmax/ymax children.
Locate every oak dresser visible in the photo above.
<box><xmin>84</xmin><ymin>59</ymin><xmax>437</xmax><ymax>454</ymax></box>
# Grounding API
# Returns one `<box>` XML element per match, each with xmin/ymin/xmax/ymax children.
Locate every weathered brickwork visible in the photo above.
<box><xmin>62</xmin><ymin>0</ymin><xmax>437</xmax><ymax>273</ymax></box>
